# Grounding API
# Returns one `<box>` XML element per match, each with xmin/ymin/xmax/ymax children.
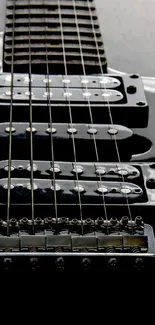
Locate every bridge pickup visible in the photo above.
<box><xmin>0</xmin><ymin>74</ymin><xmax>148</xmax><ymax>128</ymax></box>
<box><xmin>0</xmin><ymin>161</ymin><xmax>140</xmax><ymax>180</ymax></box>
<box><xmin>0</xmin><ymin>178</ymin><xmax>143</xmax><ymax>204</ymax></box>
<box><xmin>0</xmin><ymin>123</ymin><xmax>133</xmax><ymax>161</ymax></box>
<box><xmin>0</xmin><ymin>163</ymin><xmax>155</xmax><ymax>223</ymax></box>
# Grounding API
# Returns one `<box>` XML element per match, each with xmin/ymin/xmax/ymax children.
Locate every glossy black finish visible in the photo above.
<box><xmin>0</xmin><ymin>122</ymin><xmax>136</xmax><ymax>161</ymax></box>
<box><xmin>0</xmin><ymin>0</ymin><xmax>155</xmax><ymax>271</ymax></box>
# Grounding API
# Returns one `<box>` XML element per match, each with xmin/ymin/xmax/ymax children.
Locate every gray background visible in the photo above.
<box><xmin>96</xmin><ymin>0</ymin><xmax>155</xmax><ymax>77</ymax></box>
<box><xmin>0</xmin><ymin>0</ymin><xmax>155</xmax><ymax>76</ymax></box>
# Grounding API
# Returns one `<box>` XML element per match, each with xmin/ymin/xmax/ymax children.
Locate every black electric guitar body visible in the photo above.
<box><xmin>0</xmin><ymin>0</ymin><xmax>155</xmax><ymax>273</ymax></box>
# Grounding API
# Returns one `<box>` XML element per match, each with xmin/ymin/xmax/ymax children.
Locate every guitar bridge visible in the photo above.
<box><xmin>0</xmin><ymin>222</ymin><xmax>154</xmax><ymax>272</ymax></box>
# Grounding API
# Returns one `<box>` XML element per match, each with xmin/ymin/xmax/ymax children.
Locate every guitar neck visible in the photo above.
<box><xmin>4</xmin><ymin>0</ymin><xmax>107</xmax><ymax>75</ymax></box>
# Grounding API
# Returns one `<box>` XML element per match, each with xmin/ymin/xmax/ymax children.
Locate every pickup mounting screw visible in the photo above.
<box><xmin>136</xmin><ymin>101</ymin><xmax>146</xmax><ymax>106</ymax></box>
<box><xmin>3</xmin><ymin>258</ymin><xmax>12</xmax><ymax>271</ymax></box>
<box><xmin>55</xmin><ymin>257</ymin><xmax>65</xmax><ymax>271</ymax></box>
<box><xmin>127</xmin><ymin>85</ymin><xmax>137</xmax><ymax>94</ymax></box>
<box><xmin>81</xmin><ymin>258</ymin><xmax>91</xmax><ymax>271</ymax></box>
<box><xmin>106</xmin><ymin>247</ymin><xmax>119</xmax><ymax>270</ymax></box>
<box><xmin>130</xmin><ymin>74</ymin><xmax>139</xmax><ymax>79</ymax></box>
<box><xmin>30</xmin><ymin>257</ymin><xmax>39</xmax><ymax>272</ymax></box>
<box><xmin>146</xmin><ymin>178</ymin><xmax>155</xmax><ymax>189</ymax></box>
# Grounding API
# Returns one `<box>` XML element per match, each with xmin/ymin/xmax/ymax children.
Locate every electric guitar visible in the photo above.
<box><xmin>0</xmin><ymin>0</ymin><xmax>155</xmax><ymax>273</ymax></box>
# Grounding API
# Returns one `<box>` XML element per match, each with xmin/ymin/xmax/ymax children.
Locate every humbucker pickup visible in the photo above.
<box><xmin>0</xmin><ymin>74</ymin><xmax>148</xmax><ymax>128</ymax></box>
<box><xmin>0</xmin><ymin>162</ymin><xmax>155</xmax><ymax>225</ymax></box>
<box><xmin>0</xmin><ymin>178</ymin><xmax>143</xmax><ymax>204</ymax></box>
<box><xmin>0</xmin><ymin>161</ymin><xmax>140</xmax><ymax>180</ymax></box>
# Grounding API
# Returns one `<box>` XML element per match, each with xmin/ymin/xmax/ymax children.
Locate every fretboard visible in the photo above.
<box><xmin>3</xmin><ymin>0</ymin><xmax>107</xmax><ymax>74</ymax></box>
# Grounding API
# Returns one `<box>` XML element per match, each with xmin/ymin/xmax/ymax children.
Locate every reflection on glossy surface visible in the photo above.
<box><xmin>108</xmin><ymin>67</ymin><xmax>155</xmax><ymax>93</ymax></box>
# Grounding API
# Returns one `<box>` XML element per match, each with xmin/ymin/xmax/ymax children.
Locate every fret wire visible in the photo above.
<box><xmin>43</xmin><ymin>0</ymin><xmax>58</xmax><ymax>226</ymax></box>
<box><xmin>28</xmin><ymin>0</ymin><xmax>35</xmax><ymax>234</ymax></box>
<box><xmin>6</xmin><ymin>0</ymin><xmax>16</xmax><ymax>236</ymax></box>
<box><xmin>86</xmin><ymin>0</ymin><xmax>133</xmax><ymax>222</ymax></box>
<box><xmin>72</xmin><ymin>0</ymin><xmax>109</xmax><ymax>231</ymax></box>
<box><xmin>57</xmin><ymin>0</ymin><xmax>84</xmax><ymax>235</ymax></box>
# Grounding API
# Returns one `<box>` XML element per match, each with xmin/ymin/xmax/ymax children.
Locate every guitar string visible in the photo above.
<box><xmin>57</xmin><ymin>0</ymin><xmax>84</xmax><ymax>235</ymax></box>
<box><xmin>87</xmin><ymin>0</ymin><xmax>133</xmax><ymax>222</ymax></box>
<box><xmin>43</xmin><ymin>0</ymin><xmax>58</xmax><ymax>227</ymax></box>
<box><xmin>28</xmin><ymin>0</ymin><xmax>35</xmax><ymax>234</ymax></box>
<box><xmin>6</xmin><ymin>0</ymin><xmax>16</xmax><ymax>236</ymax></box>
<box><xmin>5</xmin><ymin>0</ymin><xmax>132</xmax><ymax>241</ymax></box>
<box><xmin>72</xmin><ymin>0</ymin><xmax>109</xmax><ymax>230</ymax></box>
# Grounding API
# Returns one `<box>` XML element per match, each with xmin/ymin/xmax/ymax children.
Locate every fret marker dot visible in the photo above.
<box><xmin>72</xmin><ymin>165</ymin><xmax>83</xmax><ymax>174</ymax></box>
<box><xmin>26</xmin><ymin>127</ymin><xmax>37</xmax><ymax>134</ymax></box>
<box><xmin>108</xmin><ymin>128</ymin><xmax>118</xmax><ymax>135</ymax></box>
<box><xmin>51</xmin><ymin>184</ymin><xmax>61</xmax><ymax>192</ymax></box>
<box><xmin>67</xmin><ymin>128</ymin><xmax>77</xmax><ymax>134</ymax></box>
<box><xmin>64</xmin><ymin>92</ymin><xmax>72</xmax><ymax>98</ymax></box>
<box><xmin>97</xmin><ymin>186</ymin><xmax>108</xmax><ymax>194</ymax></box>
<box><xmin>46</xmin><ymin>127</ymin><xmax>57</xmax><ymax>134</ymax></box>
<box><xmin>121</xmin><ymin>188</ymin><xmax>131</xmax><ymax>194</ymax></box>
<box><xmin>87</xmin><ymin>128</ymin><xmax>98</xmax><ymax>135</ymax></box>
<box><xmin>5</xmin><ymin>127</ymin><xmax>16</xmax><ymax>133</ymax></box>
<box><xmin>74</xmin><ymin>185</ymin><xmax>85</xmax><ymax>193</ymax></box>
